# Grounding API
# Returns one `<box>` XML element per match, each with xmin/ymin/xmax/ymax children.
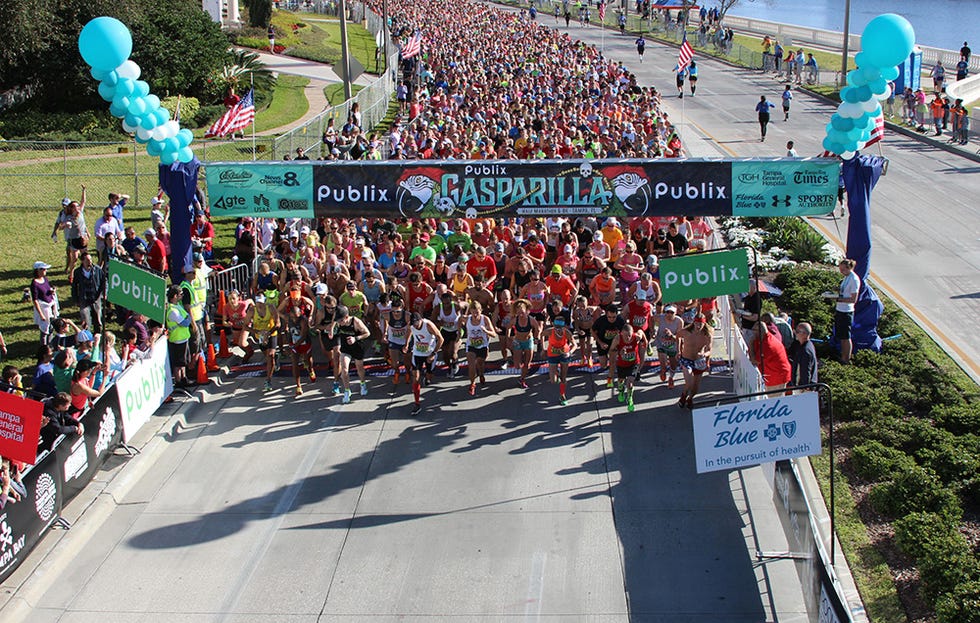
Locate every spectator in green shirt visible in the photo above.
<box><xmin>53</xmin><ymin>348</ymin><xmax>76</xmax><ymax>394</ymax></box>
<box><xmin>410</xmin><ymin>234</ymin><xmax>437</xmax><ymax>265</ymax></box>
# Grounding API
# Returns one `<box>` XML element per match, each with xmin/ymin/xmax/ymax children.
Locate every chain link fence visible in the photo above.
<box><xmin>0</xmin><ymin>1</ymin><xmax>396</xmax><ymax>209</ymax></box>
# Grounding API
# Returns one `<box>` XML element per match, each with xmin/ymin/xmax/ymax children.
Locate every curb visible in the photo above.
<box><xmin>0</xmin><ymin>380</ymin><xmax>220</xmax><ymax>623</ymax></box>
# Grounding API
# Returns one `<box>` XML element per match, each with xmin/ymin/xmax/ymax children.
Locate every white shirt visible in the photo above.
<box><xmin>836</xmin><ymin>271</ymin><xmax>860</xmax><ymax>312</ymax></box>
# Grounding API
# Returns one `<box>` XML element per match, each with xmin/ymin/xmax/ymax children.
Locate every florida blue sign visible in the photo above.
<box><xmin>202</xmin><ymin>158</ymin><xmax>839</xmax><ymax>219</ymax></box>
<box><xmin>692</xmin><ymin>392</ymin><xmax>822</xmax><ymax>474</ymax></box>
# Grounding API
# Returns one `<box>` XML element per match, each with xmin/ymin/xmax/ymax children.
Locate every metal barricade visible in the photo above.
<box><xmin>207</xmin><ymin>263</ymin><xmax>252</xmax><ymax>317</ymax></box>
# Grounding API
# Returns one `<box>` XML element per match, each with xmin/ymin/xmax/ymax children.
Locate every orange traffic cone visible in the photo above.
<box><xmin>217</xmin><ymin>289</ymin><xmax>227</xmax><ymax>321</ymax></box>
<box><xmin>207</xmin><ymin>342</ymin><xmax>219</xmax><ymax>372</ymax></box>
<box><xmin>218</xmin><ymin>327</ymin><xmax>231</xmax><ymax>358</ymax></box>
<box><xmin>196</xmin><ymin>353</ymin><xmax>210</xmax><ymax>385</ymax></box>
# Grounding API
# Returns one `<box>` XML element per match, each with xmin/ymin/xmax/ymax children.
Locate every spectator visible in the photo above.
<box><xmin>191</xmin><ymin>211</ymin><xmax>216</xmax><ymax>260</ymax></box>
<box><xmin>750</xmin><ymin>321</ymin><xmax>792</xmax><ymax>391</ymax></box>
<box><xmin>71</xmin><ymin>252</ymin><xmax>105</xmax><ymax>333</ymax></box>
<box><xmin>33</xmin><ymin>345</ymin><xmax>58</xmax><ymax>397</ymax></box>
<box><xmin>144</xmin><ymin>229</ymin><xmax>168</xmax><ymax>274</ymax></box>
<box><xmin>30</xmin><ymin>261</ymin><xmax>59</xmax><ymax>344</ymax></box>
<box><xmin>40</xmin><ymin>392</ymin><xmax>83</xmax><ymax>452</ymax></box>
<box><xmin>788</xmin><ymin>322</ymin><xmax>818</xmax><ymax>388</ymax></box>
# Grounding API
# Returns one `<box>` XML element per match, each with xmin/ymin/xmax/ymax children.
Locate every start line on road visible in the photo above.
<box><xmin>204</xmin><ymin>157</ymin><xmax>840</xmax><ymax>220</ymax></box>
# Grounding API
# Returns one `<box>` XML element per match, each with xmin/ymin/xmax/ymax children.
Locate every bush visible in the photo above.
<box><xmin>193</xmin><ymin>105</ymin><xmax>227</xmax><ymax>129</ymax></box>
<box><xmin>932</xmin><ymin>403</ymin><xmax>980</xmax><ymax>436</ymax></box>
<box><xmin>0</xmin><ymin>108</ymin><xmax>124</xmax><ymax>141</ymax></box>
<box><xmin>936</xmin><ymin>580</ymin><xmax>980</xmax><ymax>623</ymax></box>
<box><xmin>869</xmin><ymin>466</ymin><xmax>962</xmax><ymax>521</ymax></box>
<box><xmin>917</xmin><ymin>434</ymin><xmax>980</xmax><ymax>491</ymax></box>
<box><xmin>160</xmin><ymin>96</ymin><xmax>200</xmax><ymax>125</ymax></box>
<box><xmin>850</xmin><ymin>440</ymin><xmax>917</xmax><ymax>482</ymax></box>
<box><xmin>894</xmin><ymin>512</ymin><xmax>978</xmax><ymax>605</ymax></box>
<box><xmin>773</xmin><ymin>265</ymin><xmax>840</xmax><ymax>335</ymax></box>
<box><xmin>789</xmin><ymin>227</ymin><xmax>833</xmax><ymax>263</ymax></box>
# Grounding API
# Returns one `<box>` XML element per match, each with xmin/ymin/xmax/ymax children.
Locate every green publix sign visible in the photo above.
<box><xmin>660</xmin><ymin>248</ymin><xmax>751</xmax><ymax>303</ymax></box>
<box><xmin>106</xmin><ymin>258</ymin><xmax>167</xmax><ymax>323</ymax></box>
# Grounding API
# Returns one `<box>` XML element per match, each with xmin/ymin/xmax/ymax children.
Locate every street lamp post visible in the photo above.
<box><xmin>840</xmin><ymin>0</ymin><xmax>851</xmax><ymax>86</ymax></box>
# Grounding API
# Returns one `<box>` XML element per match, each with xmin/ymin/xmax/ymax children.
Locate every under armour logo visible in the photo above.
<box><xmin>771</xmin><ymin>195</ymin><xmax>791</xmax><ymax>207</ymax></box>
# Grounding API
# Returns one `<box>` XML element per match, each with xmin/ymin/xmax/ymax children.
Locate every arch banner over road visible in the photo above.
<box><xmin>204</xmin><ymin>158</ymin><xmax>839</xmax><ymax>220</ymax></box>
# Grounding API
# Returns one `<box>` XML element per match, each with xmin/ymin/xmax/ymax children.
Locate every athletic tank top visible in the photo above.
<box><xmin>362</xmin><ymin>280</ymin><xmax>382</xmax><ymax>303</ymax></box>
<box><xmin>252</xmin><ymin>305</ymin><xmax>276</xmax><ymax>334</ymax></box>
<box><xmin>512</xmin><ymin>314</ymin><xmax>532</xmax><ymax>336</ymax></box>
<box><xmin>465</xmin><ymin>316</ymin><xmax>489</xmax><ymax>348</ymax></box>
<box><xmin>387</xmin><ymin>309</ymin><xmax>409</xmax><ymax>344</ymax></box>
<box><xmin>437</xmin><ymin>303</ymin><xmax>459</xmax><ymax>331</ymax></box>
<box><xmin>255</xmin><ymin>272</ymin><xmax>276</xmax><ymax>291</ymax></box>
<box><xmin>547</xmin><ymin>329</ymin><xmax>571</xmax><ymax>357</ymax></box>
<box><xmin>411</xmin><ymin>324</ymin><xmax>437</xmax><ymax>357</ymax></box>
<box><xmin>451</xmin><ymin>273</ymin><xmax>470</xmax><ymax>297</ymax></box>
<box><xmin>616</xmin><ymin>334</ymin><xmax>640</xmax><ymax>366</ymax></box>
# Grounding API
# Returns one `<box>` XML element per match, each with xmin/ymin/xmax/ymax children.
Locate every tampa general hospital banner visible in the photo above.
<box><xmin>204</xmin><ymin>158</ymin><xmax>839</xmax><ymax>220</ymax></box>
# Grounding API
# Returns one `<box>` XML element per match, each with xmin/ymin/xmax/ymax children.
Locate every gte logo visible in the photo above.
<box><xmin>214</xmin><ymin>195</ymin><xmax>246</xmax><ymax>211</ymax></box>
<box><xmin>771</xmin><ymin>195</ymin><xmax>791</xmax><ymax>208</ymax></box>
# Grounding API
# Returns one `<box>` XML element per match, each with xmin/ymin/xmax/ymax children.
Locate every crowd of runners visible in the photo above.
<box><xmin>226</xmin><ymin>214</ymin><xmax>717</xmax><ymax>414</ymax></box>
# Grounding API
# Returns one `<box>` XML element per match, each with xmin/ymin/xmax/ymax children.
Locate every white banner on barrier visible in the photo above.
<box><xmin>114</xmin><ymin>340</ymin><xmax>173</xmax><ymax>443</ymax></box>
<box><xmin>692</xmin><ymin>392</ymin><xmax>822</xmax><ymax>474</ymax></box>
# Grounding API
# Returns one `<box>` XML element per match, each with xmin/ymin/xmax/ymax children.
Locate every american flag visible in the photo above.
<box><xmin>402</xmin><ymin>33</ymin><xmax>422</xmax><ymax>60</ymax></box>
<box><xmin>598</xmin><ymin>2</ymin><xmax>605</xmax><ymax>20</ymax></box>
<box><xmin>677</xmin><ymin>34</ymin><xmax>694</xmax><ymax>72</ymax></box>
<box><xmin>864</xmin><ymin>111</ymin><xmax>886</xmax><ymax>147</ymax></box>
<box><xmin>205</xmin><ymin>89</ymin><xmax>255</xmax><ymax>138</ymax></box>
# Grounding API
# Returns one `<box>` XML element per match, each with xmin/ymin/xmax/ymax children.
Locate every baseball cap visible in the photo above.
<box><xmin>646</xmin><ymin>254</ymin><xmax>659</xmax><ymax>266</ymax></box>
<box><xmin>193</xmin><ymin>252</ymin><xmax>204</xmax><ymax>262</ymax></box>
<box><xmin>254</xmin><ymin>293</ymin><xmax>266</xmax><ymax>303</ymax></box>
<box><xmin>551</xmin><ymin>264</ymin><xmax>562</xmax><ymax>274</ymax></box>
<box><xmin>636</xmin><ymin>290</ymin><xmax>647</xmax><ymax>301</ymax></box>
<box><xmin>593</xmin><ymin>232</ymin><xmax>603</xmax><ymax>241</ymax></box>
<box><xmin>346</xmin><ymin>281</ymin><xmax>356</xmax><ymax>289</ymax></box>
<box><xmin>150</xmin><ymin>197</ymin><xmax>163</xmax><ymax>205</ymax></box>
<box><xmin>76</xmin><ymin>330</ymin><xmax>94</xmax><ymax>343</ymax></box>
<box><xmin>457</xmin><ymin>253</ymin><xmax>469</xmax><ymax>263</ymax></box>
<box><xmin>33</xmin><ymin>261</ymin><xmax>51</xmax><ymax>270</ymax></box>
<box><xmin>606</xmin><ymin>218</ymin><xmax>618</xmax><ymax>226</ymax></box>
<box><xmin>144</xmin><ymin>228</ymin><xmax>155</xmax><ymax>237</ymax></box>
<box><xmin>290</xmin><ymin>230</ymin><xmax>300</xmax><ymax>238</ymax></box>
<box><xmin>300</xmin><ymin>225</ymin><xmax>311</xmax><ymax>234</ymax></box>
<box><xmin>563</xmin><ymin>244</ymin><xmax>573</xmax><ymax>254</ymax></box>
<box><xmin>61</xmin><ymin>198</ymin><xmax>72</xmax><ymax>207</ymax></box>
<box><xmin>664</xmin><ymin>305</ymin><xmax>677</xmax><ymax>313</ymax></box>
<box><xmin>419</xmin><ymin>233</ymin><xmax>430</xmax><ymax>242</ymax></box>
<box><xmin>314</xmin><ymin>283</ymin><xmax>329</xmax><ymax>296</ymax></box>
<box><xmin>494</xmin><ymin>242</ymin><xmax>506</xmax><ymax>252</ymax></box>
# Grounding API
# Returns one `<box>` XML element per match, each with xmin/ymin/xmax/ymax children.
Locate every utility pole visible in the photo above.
<box><xmin>840</xmin><ymin>0</ymin><xmax>851</xmax><ymax>86</ymax></box>
<box><xmin>339</xmin><ymin>0</ymin><xmax>353</xmax><ymax>100</ymax></box>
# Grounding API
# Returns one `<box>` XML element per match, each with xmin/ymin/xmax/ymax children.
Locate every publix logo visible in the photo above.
<box><xmin>123</xmin><ymin>364</ymin><xmax>168</xmax><ymax>417</ymax></box>
<box><xmin>109</xmin><ymin>272</ymin><xmax>162</xmax><ymax>307</ymax></box>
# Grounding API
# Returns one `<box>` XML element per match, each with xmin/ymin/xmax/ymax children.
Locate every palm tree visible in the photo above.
<box><xmin>219</xmin><ymin>49</ymin><xmax>276</xmax><ymax>96</ymax></box>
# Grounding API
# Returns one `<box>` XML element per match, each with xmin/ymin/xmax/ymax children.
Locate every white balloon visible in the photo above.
<box><xmin>151</xmin><ymin>126</ymin><xmax>167</xmax><ymax>142</ymax></box>
<box><xmin>861</xmin><ymin>99</ymin><xmax>882</xmax><ymax>113</ymax></box>
<box><xmin>136</xmin><ymin>126</ymin><xmax>152</xmax><ymax>141</ymax></box>
<box><xmin>838</xmin><ymin>102</ymin><xmax>865</xmax><ymax>119</ymax></box>
<box><xmin>122</xmin><ymin>120</ymin><xmax>137</xmax><ymax>133</ymax></box>
<box><xmin>840</xmin><ymin>151</ymin><xmax>856</xmax><ymax>160</ymax></box>
<box><xmin>874</xmin><ymin>84</ymin><xmax>892</xmax><ymax>101</ymax></box>
<box><xmin>115</xmin><ymin>60</ymin><xmax>141</xmax><ymax>80</ymax></box>
<box><xmin>163</xmin><ymin>120</ymin><xmax>180</xmax><ymax>138</ymax></box>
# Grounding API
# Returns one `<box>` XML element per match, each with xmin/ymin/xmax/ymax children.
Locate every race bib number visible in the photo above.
<box><xmin>632</xmin><ymin>317</ymin><xmax>645</xmax><ymax>327</ymax></box>
<box><xmin>392</xmin><ymin>327</ymin><xmax>408</xmax><ymax>338</ymax></box>
<box><xmin>470</xmin><ymin>337</ymin><xmax>485</xmax><ymax>348</ymax></box>
<box><xmin>416</xmin><ymin>341</ymin><xmax>431</xmax><ymax>353</ymax></box>
<box><xmin>622</xmin><ymin>350</ymin><xmax>636</xmax><ymax>362</ymax></box>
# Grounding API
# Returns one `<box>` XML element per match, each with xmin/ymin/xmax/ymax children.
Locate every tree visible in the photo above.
<box><xmin>245</xmin><ymin>0</ymin><xmax>273</xmax><ymax>29</ymax></box>
<box><xmin>717</xmin><ymin>0</ymin><xmax>745</xmax><ymax>20</ymax></box>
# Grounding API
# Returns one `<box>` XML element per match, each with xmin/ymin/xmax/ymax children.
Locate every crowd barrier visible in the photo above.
<box><xmin>0</xmin><ymin>340</ymin><xmax>172</xmax><ymax>584</ymax></box>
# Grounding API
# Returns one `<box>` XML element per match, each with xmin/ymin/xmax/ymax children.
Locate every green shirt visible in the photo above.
<box><xmin>446</xmin><ymin>232</ymin><xmax>473</xmax><ymax>252</ymax></box>
<box><xmin>427</xmin><ymin>235</ymin><xmax>447</xmax><ymax>255</ymax></box>
<box><xmin>54</xmin><ymin>365</ymin><xmax>75</xmax><ymax>394</ymax></box>
<box><xmin>409</xmin><ymin>245</ymin><xmax>437</xmax><ymax>263</ymax></box>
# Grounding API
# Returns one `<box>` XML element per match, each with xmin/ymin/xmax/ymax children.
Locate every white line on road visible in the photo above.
<box><xmin>524</xmin><ymin>551</ymin><xmax>547</xmax><ymax>621</ymax></box>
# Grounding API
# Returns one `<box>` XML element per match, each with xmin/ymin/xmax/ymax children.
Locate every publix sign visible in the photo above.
<box><xmin>107</xmin><ymin>258</ymin><xmax>167</xmax><ymax>323</ymax></box>
<box><xmin>114</xmin><ymin>340</ymin><xmax>173</xmax><ymax>443</ymax></box>
<box><xmin>660</xmin><ymin>248</ymin><xmax>750</xmax><ymax>303</ymax></box>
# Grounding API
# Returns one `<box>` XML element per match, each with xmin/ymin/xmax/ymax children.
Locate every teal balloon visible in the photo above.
<box><xmin>855</xmin><ymin>85</ymin><xmax>872</xmax><ymax>101</ymax></box>
<box><xmin>146</xmin><ymin>140</ymin><xmax>162</xmax><ymax>155</ymax></box>
<box><xmin>831</xmin><ymin>115</ymin><xmax>854</xmax><ymax>131</ymax></box>
<box><xmin>861</xmin><ymin>14</ymin><xmax>915</xmax><ymax>68</ymax></box>
<box><xmin>846</xmin><ymin>70</ymin><xmax>866</xmax><ymax>87</ymax></box>
<box><xmin>90</xmin><ymin>67</ymin><xmax>107</xmax><ymax>81</ymax></box>
<box><xmin>177</xmin><ymin>147</ymin><xmax>194</xmax><ymax>163</ymax></box>
<box><xmin>854</xmin><ymin>52</ymin><xmax>870</xmax><ymax>68</ymax></box>
<box><xmin>109</xmin><ymin>100</ymin><xmax>129</xmax><ymax>118</ymax></box>
<box><xmin>78</xmin><ymin>17</ymin><xmax>133</xmax><ymax>71</ymax></box>
<box><xmin>140</xmin><ymin>114</ymin><xmax>159</xmax><ymax>130</ymax></box>
<box><xmin>160</xmin><ymin>151</ymin><xmax>178</xmax><ymax>165</ymax></box>
<box><xmin>163</xmin><ymin>137</ymin><xmax>180</xmax><ymax>153</ymax></box>
<box><xmin>115</xmin><ymin>78</ymin><xmax>135</xmax><ymax>97</ymax></box>
<box><xmin>869</xmin><ymin>78</ymin><xmax>888</xmax><ymax>94</ymax></box>
<box><xmin>840</xmin><ymin>87</ymin><xmax>859</xmax><ymax>103</ymax></box>
<box><xmin>135</xmin><ymin>132</ymin><xmax>151</xmax><ymax>145</ymax></box>
<box><xmin>124</xmin><ymin>113</ymin><xmax>141</xmax><ymax>127</ymax></box>
<box><xmin>144</xmin><ymin>94</ymin><xmax>160</xmax><ymax>111</ymax></box>
<box><xmin>880</xmin><ymin>66</ymin><xmax>900</xmax><ymax>81</ymax></box>
<box><xmin>98</xmin><ymin>82</ymin><xmax>116</xmax><ymax>102</ymax></box>
<box><xmin>862</xmin><ymin>66</ymin><xmax>881</xmax><ymax>82</ymax></box>
<box><xmin>134</xmin><ymin>80</ymin><xmax>150</xmax><ymax>98</ymax></box>
<box><xmin>101</xmin><ymin>71</ymin><xmax>119</xmax><ymax>87</ymax></box>
<box><xmin>154</xmin><ymin>108</ymin><xmax>170</xmax><ymax>125</ymax></box>
<box><xmin>846</xmin><ymin>127</ymin><xmax>864</xmax><ymax>142</ymax></box>
<box><xmin>822</xmin><ymin>137</ymin><xmax>836</xmax><ymax>152</ymax></box>
<box><xmin>176</xmin><ymin>128</ymin><xmax>194</xmax><ymax>148</ymax></box>
<box><xmin>842</xmin><ymin>139</ymin><xmax>859</xmax><ymax>152</ymax></box>
<box><xmin>127</xmin><ymin>97</ymin><xmax>147</xmax><ymax>116</ymax></box>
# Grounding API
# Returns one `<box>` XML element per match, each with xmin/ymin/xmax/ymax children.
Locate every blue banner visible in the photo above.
<box><xmin>204</xmin><ymin>162</ymin><xmax>314</xmax><ymax>218</ymax></box>
<box><xmin>731</xmin><ymin>160</ymin><xmax>840</xmax><ymax>216</ymax></box>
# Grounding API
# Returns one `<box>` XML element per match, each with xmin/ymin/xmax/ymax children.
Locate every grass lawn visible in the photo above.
<box><xmin>271</xmin><ymin>11</ymin><xmax>380</xmax><ymax>74</ymax></box>
<box><xmin>253</xmin><ymin>75</ymin><xmax>310</xmax><ymax>133</ymax></box>
<box><xmin>323</xmin><ymin>83</ymin><xmax>365</xmax><ymax>106</ymax></box>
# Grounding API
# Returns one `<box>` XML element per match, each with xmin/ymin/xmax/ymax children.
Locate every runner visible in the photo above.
<box><xmin>384</xmin><ymin>296</ymin><xmax>410</xmax><ymax>384</ymax></box>
<box><xmin>571</xmin><ymin>295</ymin><xmax>599</xmax><ymax>367</ymax></box>
<box><xmin>433</xmin><ymin>287</ymin><xmax>463</xmax><ymax>377</ymax></box>
<box><xmin>609</xmin><ymin>323</ymin><xmax>648</xmax><ymax>412</ymax></box>
<box><xmin>589</xmin><ymin>267</ymin><xmax>618</xmax><ymax>308</ymax></box>
<box><xmin>406</xmin><ymin>312</ymin><xmax>444</xmax><ymax>414</ymax></box>
<box><xmin>461</xmin><ymin>301</ymin><xmax>496</xmax><ymax>395</ymax></box>
<box><xmin>493</xmin><ymin>289</ymin><xmax>514</xmax><ymax>370</ymax></box>
<box><xmin>519</xmin><ymin>270</ymin><xmax>549</xmax><ymax>348</ymax></box>
<box><xmin>544</xmin><ymin>316</ymin><xmax>576</xmax><ymax>405</ymax></box>
<box><xmin>330</xmin><ymin>305</ymin><xmax>372</xmax><ymax>403</ymax></box>
<box><xmin>592</xmin><ymin>304</ymin><xmax>626</xmax><ymax>388</ymax></box>
<box><xmin>242</xmin><ymin>289</ymin><xmax>278</xmax><ymax>385</ymax></box>
<box><xmin>677</xmin><ymin>313</ymin><xmax>713</xmax><ymax>408</ymax></box>
<box><xmin>224</xmin><ymin>289</ymin><xmax>252</xmax><ymax>353</ymax></box>
<box><xmin>654</xmin><ymin>305</ymin><xmax>685</xmax><ymax>388</ymax></box>
<box><xmin>312</xmin><ymin>286</ymin><xmax>341</xmax><ymax>395</ymax></box>
<box><xmin>636</xmin><ymin>35</ymin><xmax>646</xmax><ymax>62</ymax></box>
<box><xmin>284</xmin><ymin>298</ymin><xmax>315</xmax><ymax>396</ymax></box>
<box><xmin>625</xmin><ymin>289</ymin><xmax>654</xmax><ymax>335</ymax></box>
<box><xmin>510</xmin><ymin>299</ymin><xmax>539</xmax><ymax>388</ymax></box>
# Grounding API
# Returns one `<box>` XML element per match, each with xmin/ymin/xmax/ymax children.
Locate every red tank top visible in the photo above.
<box><xmin>616</xmin><ymin>334</ymin><xmax>641</xmax><ymax>367</ymax></box>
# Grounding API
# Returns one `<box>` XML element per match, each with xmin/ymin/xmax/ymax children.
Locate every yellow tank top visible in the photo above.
<box><xmin>252</xmin><ymin>305</ymin><xmax>276</xmax><ymax>334</ymax></box>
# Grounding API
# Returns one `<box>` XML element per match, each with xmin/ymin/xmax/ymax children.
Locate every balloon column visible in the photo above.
<box><xmin>822</xmin><ymin>14</ymin><xmax>915</xmax><ymax>160</ymax></box>
<box><xmin>78</xmin><ymin>17</ymin><xmax>195</xmax><ymax>165</ymax></box>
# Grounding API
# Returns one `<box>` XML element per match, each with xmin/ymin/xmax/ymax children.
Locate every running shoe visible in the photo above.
<box><xmin>412</xmin><ymin>402</ymin><xmax>422</xmax><ymax>415</ymax></box>
<box><xmin>606</xmin><ymin>378</ymin><xmax>614</xmax><ymax>389</ymax></box>
<box><xmin>332</xmin><ymin>382</ymin><xmax>341</xmax><ymax>396</ymax></box>
<box><xmin>677</xmin><ymin>392</ymin><xmax>688</xmax><ymax>408</ymax></box>
<box><xmin>668</xmin><ymin>376</ymin><xmax>674</xmax><ymax>389</ymax></box>
<box><xmin>479</xmin><ymin>375</ymin><xmax>486</xmax><ymax>385</ymax></box>
<box><xmin>264</xmin><ymin>380</ymin><xmax>272</xmax><ymax>392</ymax></box>
<box><xmin>309</xmin><ymin>367</ymin><xmax>316</xmax><ymax>382</ymax></box>
<box><xmin>560</xmin><ymin>394</ymin><xmax>567</xmax><ymax>406</ymax></box>
<box><xmin>469</xmin><ymin>383</ymin><xmax>476</xmax><ymax>396</ymax></box>
<box><xmin>501</xmin><ymin>361</ymin><xmax>510</xmax><ymax>371</ymax></box>
<box><xmin>519</xmin><ymin>379</ymin><xmax>528</xmax><ymax>389</ymax></box>
<box><xmin>360</xmin><ymin>383</ymin><xmax>368</xmax><ymax>396</ymax></box>
<box><xmin>627</xmin><ymin>397</ymin><xmax>635</xmax><ymax>412</ymax></box>
<box><xmin>618</xmin><ymin>389</ymin><xmax>626</xmax><ymax>403</ymax></box>
<box><xmin>342</xmin><ymin>389</ymin><xmax>351</xmax><ymax>404</ymax></box>
<box><xmin>295</xmin><ymin>386</ymin><xmax>303</xmax><ymax>396</ymax></box>
<box><xmin>451</xmin><ymin>363</ymin><xmax>459</xmax><ymax>378</ymax></box>
<box><xmin>659</xmin><ymin>371</ymin><xmax>667</xmax><ymax>382</ymax></box>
